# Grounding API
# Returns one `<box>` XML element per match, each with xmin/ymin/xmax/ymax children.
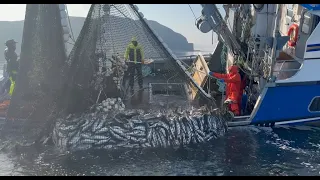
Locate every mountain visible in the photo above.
<box><xmin>0</xmin><ymin>16</ymin><xmax>194</xmax><ymax>63</ymax></box>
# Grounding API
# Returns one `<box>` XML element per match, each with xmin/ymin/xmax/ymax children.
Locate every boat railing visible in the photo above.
<box><xmin>273</xmin><ymin>59</ymin><xmax>303</xmax><ymax>80</ymax></box>
<box><xmin>146</xmin><ymin>54</ymin><xmax>211</xmax><ymax>62</ymax></box>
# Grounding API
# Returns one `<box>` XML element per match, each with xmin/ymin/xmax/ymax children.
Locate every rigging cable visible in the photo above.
<box><xmin>188</xmin><ymin>4</ymin><xmax>197</xmax><ymax>20</ymax></box>
<box><xmin>65</xmin><ymin>5</ymin><xmax>76</xmax><ymax>43</ymax></box>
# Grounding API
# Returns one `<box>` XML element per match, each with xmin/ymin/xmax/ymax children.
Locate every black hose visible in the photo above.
<box><xmin>253</xmin><ymin>4</ymin><xmax>264</xmax><ymax>12</ymax></box>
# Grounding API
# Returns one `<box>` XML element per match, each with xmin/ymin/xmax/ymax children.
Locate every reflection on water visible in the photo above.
<box><xmin>1</xmin><ymin>125</ymin><xmax>320</xmax><ymax>176</ymax></box>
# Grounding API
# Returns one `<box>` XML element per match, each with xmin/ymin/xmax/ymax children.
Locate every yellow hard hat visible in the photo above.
<box><xmin>131</xmin><ymin>36</ymin><xmax>137</xmax><ymax>42</ymax></box>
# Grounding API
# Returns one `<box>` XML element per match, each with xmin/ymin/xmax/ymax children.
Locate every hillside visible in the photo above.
<box><xmin>0</xmin><ymin>16</ymin><xmax>194</xmax><ymax>63</ymax></box>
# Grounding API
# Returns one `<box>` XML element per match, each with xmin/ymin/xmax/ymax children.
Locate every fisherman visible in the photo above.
<box><xmin>124</xmin><ymin>37</ymin><xmax>145</xmax><ymax>95</ymax></box>
<box><xmin>4</xmin><ymin>39</ymin><xmax>19</xmax><ymax>96</ymax></box>
<box><xmin>238</xmin><ymin>66</ymin><xmax>248</xmax><ymax>115</ymax></box>
<box><xmin>241</xmin><ymin>88</ymin><xmax>248</xmax><ymax>115</ymax></box>
<box><xmin>209</xmin><ymin>65</ymin><xmax>241</xmax><ymax>116</ymax></box>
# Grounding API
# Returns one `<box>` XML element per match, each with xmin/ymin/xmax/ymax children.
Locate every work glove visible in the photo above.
<box><xmin>208</xmin><ymin>71</ymin><xmax>215</xmax><ymax>76</ymax></box>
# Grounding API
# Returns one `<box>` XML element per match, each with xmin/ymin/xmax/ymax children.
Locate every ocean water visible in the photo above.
<box><xmin>1</xmin><ymin>125</ymin><xmax>320</xmax><ymax>176</ymax></box>
<box><xmin>0</xmin><ymin>51</ymin><xmax>320</xmax><ymax>176</ymax></box>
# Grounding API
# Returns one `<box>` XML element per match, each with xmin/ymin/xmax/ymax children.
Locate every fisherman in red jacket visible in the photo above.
<box><xmin>209</xmin><ymin>65</ymin><xmax>241</xmax><ymax>116</ymax></box>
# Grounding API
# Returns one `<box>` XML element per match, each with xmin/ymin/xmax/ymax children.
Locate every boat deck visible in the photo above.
<box><xmin>123</xmin><ymin>75</ymin><xmax>190</xmax><ymax>110</ymax></box>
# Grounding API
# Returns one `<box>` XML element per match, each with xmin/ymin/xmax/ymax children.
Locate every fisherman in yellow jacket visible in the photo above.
<box><xmin>124</xmin><ymin>37</ymin><xmax>145</xmax><ymax>95</ymax></box>
<box><xmin>4</xmin><ymin>39</ymin><xmax>19</xmax><ymax>96</ymax></box>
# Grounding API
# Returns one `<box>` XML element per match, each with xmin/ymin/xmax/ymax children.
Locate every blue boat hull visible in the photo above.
<box><xmin>249</xmin><ymin>83</ymin><xmax>320</xmax><ymax>125</ymax></box>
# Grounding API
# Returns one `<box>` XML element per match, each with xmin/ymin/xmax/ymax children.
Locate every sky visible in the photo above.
<box><xmin>0</xmin><ymin>4</ymin><xmax>225</xmax><ymax>52</ymax></box>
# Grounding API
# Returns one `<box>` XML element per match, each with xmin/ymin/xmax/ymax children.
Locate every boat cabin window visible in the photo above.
<box><xmin>286</xmin><ymin>4</ymin><xmax>294</xmax><ymax>18</ymax></box>
<box><xmin>309</xmin><ymin>97</ymin><xmax>320</xmax><ymax>112</ymax></box>
<box><xmin>302</xmin><ymin>11</ymin><xmax>312</xmax><ymax>34</ymax></box>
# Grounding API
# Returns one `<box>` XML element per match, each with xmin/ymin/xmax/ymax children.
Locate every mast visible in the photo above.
<box><xmin>268</xmin><ymin>4</ymin><xmax>281</xmax><ymax>81</ymax></box>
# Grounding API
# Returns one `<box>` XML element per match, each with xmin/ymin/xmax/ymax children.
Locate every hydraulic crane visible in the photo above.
<box><xmin>195</xmin><ymin>4</ymin><xmax>246</xmax><ymax>59</ymax></box>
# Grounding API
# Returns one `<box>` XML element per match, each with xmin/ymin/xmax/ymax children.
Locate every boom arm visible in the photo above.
<box><xmin>196</xmin><ymin>4</ymin><xmax>245</xmax><ymax>57</ymax></box>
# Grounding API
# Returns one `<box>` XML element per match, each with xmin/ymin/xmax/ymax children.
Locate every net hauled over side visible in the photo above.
<box><xmin>60</xmin><ymin>4</ymin><xmax>213</xmax><ymax>116</ymax></box>
<box><xmin>50</xmin><ymin>4</ymin><xmax>226</xmax><ymax>152</ymax></box>
<box><xmin>7</xmin><ymin>4</ymin><xmax>67</xmax><ymax>120</ymax></box>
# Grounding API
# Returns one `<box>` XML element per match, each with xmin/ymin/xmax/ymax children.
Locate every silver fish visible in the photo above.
<box><xmin>179</xmin><ymin>120</ymin><xmax>187</xmax><ymax>145</ymax></box>
<box><xmin>96</xmin><ymin>127</ymin><xmax>109</xmax><ymax>134</ymax></box>
<box><xmin>67</xmin><ymin>130</ymin><xmax>78</xmax><ymax>138</ymax></box>
<box><xmin>169</xmin><ymin>122</ymin><xmax>176</xmax><ymax>139</ymax></box>
<box><xmin>92</xmin><ymin>120</ymin><xmax>103</xmax><ymax>132</ymax></box>
<box><xmin>196</xmin><ymin>131</ymin><xmax>204</xmax><ymax>142</ymax></box>
<box><xmin>82</xmin><ymin>120</ymin><xmax>95</xmax><ymax>132</ymax></box>
<box><xmin>81</xmin><ymin>139</ymin><xmax>96</xmax><ymax>144</ymax></box>
<box><xmin>115</xmin><ymin>141</ymin><xmax>130</xmax><ymax>147</ymax></box>
<box><xmin>191</xmin><ymin>136</ymin><xmax>197</xmax><ymax>144</ymax></box>
<box><xmin>196</xmin><ymin>129</ymin><xmax>205</xmax><ymax>138</ymax></box>
<box><xmin>155</xmin><ymin>131</ymin><xmax>164</xmax><ymax>148</ymax></box>
<box><xmin>131</xmin><ymin>119</ymin><xmax>143</xmax><ymax>124</ymax></box>
<box><xmin>57</xmin><ymin>130</ymin><xmax>65</xmax><ymax>138</ymax></box>
<box><xmin>147</xmin><ymin>128</ymin><xmax>153</xmax><ymax>141</ymax></box>
<box><xmin>156</xmin><ymin>130</ymin><xmax>166</xmax><ymax>148</ymax></box>
<box><xmin>128</xmin><ymin>135</ymin><xmax>140</xmax><ymax>143</ymax></box>
<box><xmin>174</xmin><ymin>119</ymin><xmax>181</xmax><ymax>142</ymax></box>
<box><xmin>189</xmin><ymin>117</ymin><xmax>199</xmax><ymax>132</ymax></box>
<box><xmin>151</xmin><ymin>130</ymin><xmax>158</xmax><ymax>147</ymax></box>
<box><xmin>102</xmin><ymin>145</ymin><xmax>114</xmax><ymax>149</ymax></box>
<box><xmin>141</xmin><ymin>142</ymin><xmax>151</xmax><ymax>148</ymax></box>
<box><xmin>81</xmin><ymin>133</ymin><xmax>92</xmax><ymax>139</ymax></box>
<box><xmin>111</xmin><ymin>126</ymin><xmax>127</xmax><ymax>134</ymax></box>
<box><xmin>158</xmin><ymin>128</ymin><xmax>170</xmax><ymax>147</ymax></box>
<box><xmin>133</xmin><ymin>125</ymin><xmax>146</xmax><ymax>132</ymax></box>
<box><xmin>69</xmin><ymin>133</ymin><xmax>81</xmax><ymax>145</ymax></box>
<box><xmin>95</xmin><ymin>139</ymin><xmax>111</xmax><ymax>145</ymax></box>
<box><xmin>197</xmin><ymin>118</ymin><xmax>204</xmax><ymax>132</ymax></box>
<box><xmin>183</xmin><ymin>120</ymin><xmax>192</xmax><ymax>145</ymax></box>
<box><xmin>59</xmin><ymin>125</ymin><xmax>77</xmax><ymax>132</ymax></box>
<box><xmin>127</xmin><ymin>130</ymin><xmax>145</xmax><ymax>137</ymax></box>
<box><xmin>77</xmin><ymin>144</ymin><xmax>92</xmax><ymax>150</ymax></box>
<box><xmin>81</xmin><ymin>119</ymin><xmax>91</xmax><ymax>128</ymax></box>
<box><xmin>92</xmin><ymin>135</ymin><xmax>109</xmax><ymax>140</ymax></box>
<box><xmin>109</xmin><ymin>129</ymin><xmax>127</xmax><ymax>141</ymax></box>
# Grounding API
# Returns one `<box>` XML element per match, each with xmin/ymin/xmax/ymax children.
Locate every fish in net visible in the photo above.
<box><xmin>6</xmin><ymin>4</ymin><xmax>227</xmax><ymax>151</ymax></box>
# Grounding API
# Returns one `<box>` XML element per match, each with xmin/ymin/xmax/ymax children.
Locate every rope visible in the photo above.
<box><xmin>188</xmin><ymin>4</ymin><xmax>197</xmax><ymax>20</ymax></box>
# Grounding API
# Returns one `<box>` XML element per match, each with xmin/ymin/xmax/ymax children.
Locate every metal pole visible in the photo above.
<box><xmin>268</xmin><ymin>4</ymin><xmax>281</xmax><ymax>80</ymax></box>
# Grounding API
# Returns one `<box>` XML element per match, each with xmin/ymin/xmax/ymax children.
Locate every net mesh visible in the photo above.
<box><xmin>61</xmin><ymin>4</ymin><xmax>213</xmax><ymax>115</ymax></box>
<box><xmin>8</xmin><ymin>4</ymin><xmax>67</xmax><ymax>120</ymax></box>
<box><xmin>6</xmin><ymin>4</ymin><xmax>225</xmax><ymax>151</ymax></box>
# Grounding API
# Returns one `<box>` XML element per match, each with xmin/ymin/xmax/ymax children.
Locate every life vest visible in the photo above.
<box><xmin>287</xmin><ymin>23</ymin><xmax>299</xmax><ymax>47</ymax></box>
<box><xmin>9</xmin><ymin>77</ymin><xmax>15</xmax><ymax>96</ymax></box>
<box><xmin>124</xmin><ymin>43</ymin><xmax>144</xmax><ymax>64</ymax></box>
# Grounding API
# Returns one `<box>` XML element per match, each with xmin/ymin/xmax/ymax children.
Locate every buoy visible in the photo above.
<box><xmin>63</xmin><ymin>34</ymin><xmax>69</xmax><ymax>42</ymax></box>
<box><xmin>61</xmin><ymin>18</ymin><xmax>68</xmax><ymax>27</ymax></box>
<box><xmin>62</xmin><ymin>26</ymin><xmax>70</xmax><ymax>34</ymax></box>
<box><xmin>287</xmin><ymin>23</ymin><xmax>299</xmax><ymax>47</ymax></box>
<box><xmin>139</xmin><ymin>12</ymin><xmax>144</xmax><ymax>18</ymax></box>
<box><xmin>60</xmin><ymin>10</ymin><xmax>67</xmax><ymax>19</ymax></box>
<box><xmin>58</xmin><ymin>4</ymin><xmax>66</xmax><ymax>11</ymax></box>
<box><xmin>134</xmin><ymin>5</ymin><xmax>139</xmax><ymax>11</ymax></box>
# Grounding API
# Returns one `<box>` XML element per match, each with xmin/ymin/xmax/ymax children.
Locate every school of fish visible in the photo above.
<box><xmin>52</xmin><ymin>98</ymin><xmax>228</xmax><ymax>152</ymax></box>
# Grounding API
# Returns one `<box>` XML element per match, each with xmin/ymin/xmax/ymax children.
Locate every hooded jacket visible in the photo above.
<box><xmin>212</xmin><ymin>65</ymin><xmax>241</xmax><ymax>102</ymax></box>
<box><xmin>124</xmin><ymin>37</ymin><xmax>144</xmax><ymax>64</ymax></box>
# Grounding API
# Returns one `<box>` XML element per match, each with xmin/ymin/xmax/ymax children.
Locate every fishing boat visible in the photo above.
<box><xmin>194</xmin><ymin>4</ymin><xmax>320</xmax><ymax>127</ymax></box>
